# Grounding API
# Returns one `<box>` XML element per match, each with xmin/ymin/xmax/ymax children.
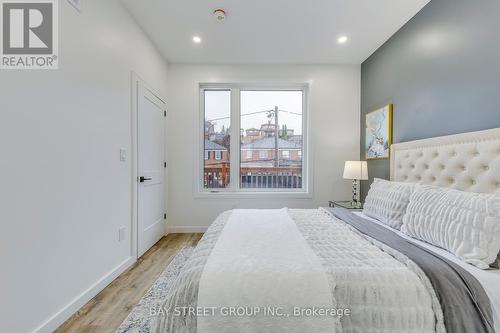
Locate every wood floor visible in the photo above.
<box><xmin>55</xmin><ymin>233</ymin><xmax>203</xmax><ymax>333</ymax></box>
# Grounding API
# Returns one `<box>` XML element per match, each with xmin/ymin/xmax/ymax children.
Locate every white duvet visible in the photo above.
<box><xmin>356</xmin><ymin>211</ymin><xmax>500</xmax><ymax>332</ymax></box>
<box><xmin>155</xmin><ymin>208</ymin><xmax>485</xmax><ymax>333</ymax></box>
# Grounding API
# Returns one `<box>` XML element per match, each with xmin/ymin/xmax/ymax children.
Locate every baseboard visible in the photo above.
<box><xmin>33</xmin><ymin>256</ymin><xmax>136</xmax><ymax>333</ymax></box>
<box><xmin>168</xmin><ymin>226</ymin><xmax>208</xmax><ymax>233</ymax></box>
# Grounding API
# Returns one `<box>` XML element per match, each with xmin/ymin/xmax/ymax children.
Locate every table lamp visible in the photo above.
<box><xmin>343</xmin><ymin>161</ymin><xmax>368</xmax><ymax>207</ymax></box>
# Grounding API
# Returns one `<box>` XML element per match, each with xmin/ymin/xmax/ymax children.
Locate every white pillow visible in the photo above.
<box><xmin>363</xmin><ymin>178</ymin><xmax>415</xmax><ymax>230</ymax></box>
<box><xmin>401</xmin><ymin>184</ymin><xmax>500</xmax><ymax>269</ymax></box>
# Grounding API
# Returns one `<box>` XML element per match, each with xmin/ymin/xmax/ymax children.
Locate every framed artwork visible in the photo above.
<box><xmin>365</xmin><ymin>104</ymin><xmax>393</xmax><ymax>160</ymax></box>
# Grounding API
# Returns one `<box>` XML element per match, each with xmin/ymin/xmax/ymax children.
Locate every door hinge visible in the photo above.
<box><xmin>163</xmin><ymin>213</ymin><xmax>167</xmax><ymax>219</ymax></box>
<box><xmin>164</xmin><ymin>162</ymin><xmax>167</xmax><ymax>168</ymax></box>
<box><xmin>164</xmin><ymin>110</ymin><xmax>166</xmax><ymax>117</ymax></box>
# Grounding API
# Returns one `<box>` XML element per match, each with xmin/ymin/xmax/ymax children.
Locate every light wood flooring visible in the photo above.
<box><xmin>55</xmin><ymin>233</ymin><xmax>203</xmax><ymax>333</ymax></box>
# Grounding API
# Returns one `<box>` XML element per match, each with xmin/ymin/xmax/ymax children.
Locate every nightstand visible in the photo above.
<box><xmin>328</xmin><ymin>200</ymin><xmax>364</xmax><ymax>210</ymax></box>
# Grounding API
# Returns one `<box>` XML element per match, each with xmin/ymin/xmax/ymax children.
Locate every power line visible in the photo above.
<box><xmin>206</xmin><ymin>109</ymin><xmax>301</xmax><ymax>122</ymax></box>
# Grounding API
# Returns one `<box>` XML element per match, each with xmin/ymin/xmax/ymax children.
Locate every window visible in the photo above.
<box><xmin>203</xmin><ymin>90</ymin><xmax>230</xmax><ymax>189</ymax></box>
<box><xmin>200</xmin><ymin>85</ymin><xmax>307</xmax><ymax>193</ymax></box>
<box><xmin>240</xmin><ymin>90</ymin><xmax>304</xmax><ymax>190</ymax></box>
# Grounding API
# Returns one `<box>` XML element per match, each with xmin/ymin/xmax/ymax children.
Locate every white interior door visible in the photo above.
<box><xmin>137</xmin><ymin>83</ymin><xmax>166</xmax><ymax>257</ymax></box>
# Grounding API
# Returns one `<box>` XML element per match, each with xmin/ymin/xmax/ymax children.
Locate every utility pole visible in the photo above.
<box><xmin>274</xmin><ymin>106</ymin><xmax>279</xmax><ymax>168</ymax></box>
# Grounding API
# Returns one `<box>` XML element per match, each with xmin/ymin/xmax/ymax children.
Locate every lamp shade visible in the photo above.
<box><xmin>343</xmin><ymin>161</ymin><xmax>368</xmax><ymax>180</ymax></box>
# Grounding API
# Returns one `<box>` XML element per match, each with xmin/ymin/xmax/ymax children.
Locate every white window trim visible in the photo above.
<box><xmin>215</xmin><ymin>150</ymin><xmax>222</xmax><ymax>160</ymax></box>
<box><xmin>194</xmin><ymin>83</ymin><xmax>312</xmax><ymax>198</ymax></box>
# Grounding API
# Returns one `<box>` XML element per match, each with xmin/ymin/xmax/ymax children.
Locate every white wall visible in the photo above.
<box><xmin>0</xmin><ymin>1</ymin><xmax>168</xmax><ymax>332</ymax></box>
<box><xmin>166</xmin><ymin>65</ymin><xmax>360</xmax><ymax>230</ymax></box>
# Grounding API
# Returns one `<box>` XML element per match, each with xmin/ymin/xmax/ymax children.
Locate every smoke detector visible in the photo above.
<box><xmin>213</xmin><ymin>9</ymin><xmax>226</xmax><ymax>22</ymax></box>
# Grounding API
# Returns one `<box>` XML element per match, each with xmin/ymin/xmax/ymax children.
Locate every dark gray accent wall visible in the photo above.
<box><xmin>360</xmin><ymin>0</ymin><xmax>500</xmax><ymax>199</ymax></box>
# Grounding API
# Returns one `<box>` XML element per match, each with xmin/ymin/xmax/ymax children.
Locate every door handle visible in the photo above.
<box><xmin>139</xmin><ymin>176</ymin><xmax>152</xmax><ymax>183</ymax></box>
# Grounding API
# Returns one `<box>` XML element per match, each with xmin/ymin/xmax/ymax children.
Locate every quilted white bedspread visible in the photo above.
<box><xmin>152</xmin><ymin>209</ymin><xmax>442</xmax><ymax>333</ymax></box>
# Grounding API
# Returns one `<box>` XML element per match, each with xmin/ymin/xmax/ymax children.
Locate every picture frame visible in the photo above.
<box><xmin>365</xmin><ymin>103</ymin><xmax>393</xmax><ymax>160</ymax></box>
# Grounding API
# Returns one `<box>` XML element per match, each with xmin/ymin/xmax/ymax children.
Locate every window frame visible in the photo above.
<box><xmin>196</xmin><ymin>83</ymin><xmax>311</xmax><ymax>198</ymax></box>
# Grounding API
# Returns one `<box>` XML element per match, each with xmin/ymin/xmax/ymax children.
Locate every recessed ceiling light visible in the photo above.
<box><xmin>337</xmin><ymin>36</ymin><xmax>348</xmax><ymax>44</ymax></box>
<box><xmin>193</xmin><ymin>36</ymin><xmax>202</xmax><ymax>43</ymax></box>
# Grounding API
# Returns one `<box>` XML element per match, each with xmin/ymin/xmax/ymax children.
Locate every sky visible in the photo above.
<box><xmin>205</xmin><ymin>90</ymin><xmax>303</xmax><ymax>135</ymax></box>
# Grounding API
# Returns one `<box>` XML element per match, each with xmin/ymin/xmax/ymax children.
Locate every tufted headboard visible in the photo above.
<box><xmin>390</xmin><ymin>127</ymin><xmax>500</xmax><ymax>194</ymax></box>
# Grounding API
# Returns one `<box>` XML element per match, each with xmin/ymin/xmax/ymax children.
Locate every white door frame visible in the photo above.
<box><xmin>131</xmin><ymin>72</ymin><xmax>167</xmax><ymax>259</ymax></box>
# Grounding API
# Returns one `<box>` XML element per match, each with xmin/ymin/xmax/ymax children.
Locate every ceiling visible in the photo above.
<box><xmin>121</xmin><ymin>0</ymin><xmax>430</xmax><ymax>65</ymax></box>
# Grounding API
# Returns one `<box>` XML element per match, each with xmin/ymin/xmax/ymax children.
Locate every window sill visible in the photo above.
<box><xmin>193</xmin><ymin>190</ymin><xmax>313</xmax><ymax>199</ymax></box>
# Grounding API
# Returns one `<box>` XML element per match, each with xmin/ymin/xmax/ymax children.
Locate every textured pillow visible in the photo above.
<box><xmin>492</xmin><ymin>252</ymin><xmax>500</xmax><ymax>269</ymax></box>
<box><xmin>402</xmin><ymin>185</ymin><xmax>500</xmax><ymax>269</ymax></box>
<box><xmin>363</xmin><ymin>178</ymin><xmax>415</xmax><ymax>230</ymax></box>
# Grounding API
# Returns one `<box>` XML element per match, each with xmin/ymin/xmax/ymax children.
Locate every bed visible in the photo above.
<box><xmin>152</xmin><ymin>127</ymin><xmax>500</xmax><ymax>333</ymax></box>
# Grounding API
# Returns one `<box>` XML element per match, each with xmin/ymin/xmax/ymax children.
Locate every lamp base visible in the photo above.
<box><xmin>351</xmin><ymin>179</ymin><xmax>360</xmax><ymax>207</ymax></box>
